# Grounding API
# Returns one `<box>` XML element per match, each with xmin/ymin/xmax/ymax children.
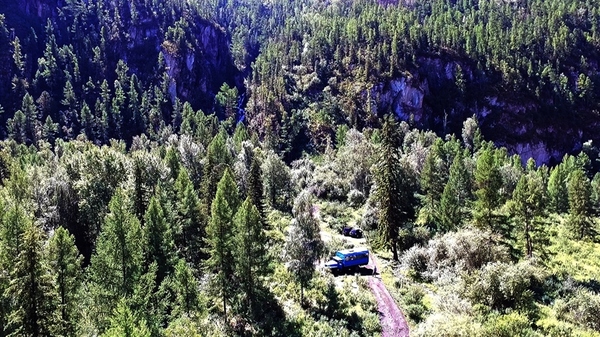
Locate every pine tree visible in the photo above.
<box><xmin>202</xmin><ymin>129</ymin><xmax>232</xmax><ymax>208</ymax></box>
<box><xmin>205</xmin><ymin>168</ymin><xmax>240</xmax><ymax>318</ymax></box>
<box><xmin>510</xmin><ymin>172</ymin><xmax>546</xmax><ymax>258</ymax></box>
<box><xmin>234</xmin><ymin>197</ymin><xmax>269</xmax><ymax>315</ymax></box>
<box><xmin>102</xmin><ymin>301</ymin><xmax>151</xmax><ymax>337</ymax></box>
<box><xmin>420</xmin><ymin>139</ymin><xmax>447</xmax><ymax>228</ymax></box>
<box><xmin>284</xmin><ymin>191</ymin><xmax>324</xmax><ymax>303</ymax></box>
<box><xmin>48</xmin><ymin>227</ymin><xmax>83</xmax><ymax>336</ymax></box>
<box><xmin>438</xmin><ymin>152</ymin><xmax>471</xmax><ymax>232</ymax></box>
<box><xmin>0</xmin><ymin>200</ymin><xmax>28</xmax><ymax>336</ymax></box>
<box><xmin>88</xmin><ymin>189</ymin><xmax>143</xmax><ymax>331</ymax></box>
<box><xmin>248</xmin><ymin>153</ymin><xmax>265</xmax><ymax>221</ymax></box>
<box><xmin>373</xmin><ymin>115</ymin><xmax>416</xmax><ymax>261</ymax></box>
<box><xmin>111</xmin><ymin>80</ymin><xmax>125</xmax><ymax>138</ymax></box>
<box><xmin>143</xmin><ymin>196</ymin><xmax>176</xmax><ymax>284</ymax></box>
<box><xmin>473</xmin><ymin>148</ymin><xmax>503</xmax><ymax>230</ymax></box>
<box><xmin>548</xmin><ymin>164</ymin><xmax>569</xmax><ymax>213</ymax></box>
<box><xmin>128</xmin><ymin>74</ymin><xmax>144</xmax><ymax>135</ymax></box>
<box><xmin>174</xmin><ymin>169</ymin><xmax>205</xmax><ymax>265</ymax></box>
<box><xmin>567</xmin><ymin>169</ymin><xmax>594</xmax><ymax>239</ymax></box>
<box><xmin>7</xmin><ymin>222</ymin><xmax>54</xmax><ymax>337</ymax></box>
<box><xmin>171</xmin><ymin>259</ymin><xmax>203</xmax><ymax>318</ymax></box>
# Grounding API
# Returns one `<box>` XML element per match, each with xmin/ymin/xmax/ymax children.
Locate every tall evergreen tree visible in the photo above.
<box><xmin>0</xmin><ymin>200</ymin><xmax>28</xmax><ymax>336</ymax></box>
<box><xmin>510</xmin><ymin>172</ymin><xmax>546</xmax><ymax>258</ymax></box>
<box><xmin>202</xmin><ymin>129</ymin><xmax>233</xmax><ymax>208</ymax></box>
<box><xmin>567</xmin><ymin>169</ymin><xmax>594</xmax><ymax>239</ymax></box>
<box><xmin>438</xmin><ymin>152</ymin><xmax>471</xmax><ymax>232</ymax></box>
<box><xmin>48</xmin><ymin>227</ymin><xmax>83</xmax><ymax>337</ymax></box>
<box><xmin>284</xmin><ymin>191</ymin><xmax>324</xmax><ymax>303</ymax></box>
<box><xmin>174</xmin><ymin>168</ymin><xmax>205</xmax><ymax>265</ymax></box>
<box><xmin>473</xmin><ymin>148</ymin><xmax>503</xmax><ymax>230</ymax></box>
<box><xmin>143</xmin><ymin>196</ymin><xmax>176</xmax><ymax>285</ymax></box>
<box><xmin>234</xmin><ymin>197</ymin><xmax>269</xmax><ymax>315</ymax></box>
<box><xmin>248</xmin><ymin>153</ymin><xmax>265</xmax><ymax>221</ymax></box>
<box><xmin>88</xmin><ymin>189</ymin><xmax>144</xmax><ymax>331</ymax></box>
<box><xmin>205</xmin><ymin>168</ymin><xmax>240</xmax><ymax>318</ymax></box>
<box><xmin>373</xmin><ymin>115</ymin><xmax>416</xmax><ymax>261</ymax></box>
<box><xmin>7</xmin><ymin>222</ymin><xmax>54</xmax><ymax>337</ymax></box>
<box><xmin>548</xmin><ymin>164</ymin><xmax>569</xmax><ymax>213</ymax></box>
<box><xmin>170</xmin><ymin>259</ymin><xmax>203</xmax><ymax>318</ymax></box>
<box><xmin>420</xmin><ymin>139</ymin><xmax>447</xmax><ymax>228</ymax></box>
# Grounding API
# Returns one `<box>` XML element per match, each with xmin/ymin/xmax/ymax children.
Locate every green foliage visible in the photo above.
<box><xmin>234</xmin><ymin>197</ymin><xmax>269</xmax><ymax>315</ymax></box>
<box><xmin>510</xmin><ymin>171</ymin><xmax>547</xmax><ymax>258</ymax></box>
<box><xmin>87</xmin><ymin>189</ymin><xmax>144</xmax><ymax>331</ymax></box>
<box><xmin>205</xmin><ymin>168</ymin><xmax>239</xmax><ymax>317</ymax></box>
<box><xmin>555</xmin><ymin>288</ymin><xmax>600</xmax><ymax>331</ymax></box>
<box><xmin>462</xmin><ymin>260</ymin><xmax>545</xmax><ymax>314</ymax></box>
<box><xmin>6</xmin><ymin>222</ymin><xmax>54</xmax><ymax>337</ymax></box>
<box><xmin>438</xmin><ymin>151</ymin><xmax>471</xmax><ymax>232</ymax></box>
<box><xmin>48</xmin><ymin>227</ymin><xmax>83</xmax><ymax>337</ymax></box>
<box><xmin>170</xmin><ymin>259</ymin><xmax>204</xmax><ymax>318</ymax></box>
<box><xmin>473</xmin><ymin>148</ymin><xmax>503</xmax><ymax>230</ymax></box>
<box><xmin>102</xmin><ymin>301</ymin><xmax>151</xmax><ymax>337</ymax></box>
<box><xmin>373</xmin><ymin>115</ymin><xmax>417</xmax><ymax>260</ymax></box>
<box><xmin>567</xmin><ymin>169</ymin><xmax>595</xmax><ymax>240</ymax></box>
<box><xmin>284</xmin><ymin>191</ymin><xmax>324</xmax><ymax>303</ymax></box>
<box><xmin>262</xmin><ymin>150</ymin><xmax>293</xmax><ymax>211</ymax></box>
<box><xmin>143</xmin><ymin>195</ymin><xmax>176</xmax><ymax>284</ymax></box>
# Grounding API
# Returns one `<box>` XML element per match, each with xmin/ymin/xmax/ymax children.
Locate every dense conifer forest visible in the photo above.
<box><xmin>0</xmin><ymin>0</ymin><xmax>599</xmax><ymax>336</ymax></box>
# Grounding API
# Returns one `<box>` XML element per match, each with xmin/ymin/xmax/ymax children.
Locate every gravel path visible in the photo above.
<box><xmin>368</xmin><ymin>255</ymin><xmax>410</xmax><ymax>337</ymax></box>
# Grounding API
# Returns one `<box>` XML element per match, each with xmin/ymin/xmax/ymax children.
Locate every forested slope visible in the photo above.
<box><xmin>1</xmin><ymin>0</ymin><xmax>600</xmax><ymax>161</ymax></box>
<box><xmin>0</xmin><ymin>0</ymin><xmax>600</xmax><ymax>336</ymax></box>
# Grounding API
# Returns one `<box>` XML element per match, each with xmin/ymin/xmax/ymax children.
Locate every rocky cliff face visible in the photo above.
<box><xmin>1</xmin><ymin>0</ymin><xmax>240</xmax><ymax>113</ymax></box>
<box><xmin>161</xmin><ymin>20</ymin><xmax>240</xmax><ymax>108</ymax></box>
<box><xmin>375</xmin><ymin>56</ymin><xmax>597</xmax><ymax>164</ymax></box>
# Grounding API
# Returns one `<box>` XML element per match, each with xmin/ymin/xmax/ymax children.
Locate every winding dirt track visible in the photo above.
<box><xmin>368</xmin><ymin>255</ymin><xmax>410</xmax><ymax>337</ymax></box>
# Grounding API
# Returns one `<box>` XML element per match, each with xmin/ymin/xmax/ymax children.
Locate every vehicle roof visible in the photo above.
<box><xmin>337</xmin><ymin>247</ymin><xmax>369</xmax><ymax>256</ymax></box>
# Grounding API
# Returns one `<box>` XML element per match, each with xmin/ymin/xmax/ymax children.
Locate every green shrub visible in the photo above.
<box><xmin>555</xmin><ymin>288</ymin><xmax>600</xmax><ymax>331</ymax></box>
<box><xmin>482</xmin><ymin>312</ymin><xmax>536</xmax><ymax>337</ymax></box>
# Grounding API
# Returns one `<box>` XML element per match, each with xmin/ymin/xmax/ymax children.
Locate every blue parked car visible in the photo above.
<box><xmin>324</xmin><ymin>247</ymin><xmax>370</xmax><ymax>274</ymax></box>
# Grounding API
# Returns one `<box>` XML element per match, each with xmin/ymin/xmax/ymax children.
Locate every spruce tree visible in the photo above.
<box><xmin>143</xmin><ymin>196</ymin><xmax>176</xmax><ymax>285</ymax></box>
<box><xmin>567</xmin><ymin>169</ymin><xmax>594</xmax><ymax>239</ymax></box>
<box><xmin>438</xmin><ymin>152</ymin><xmax>471</xmax><ymax>232</ymax></box>
<box><xmin>205</xmin><ymin>168</ymin><xmax>240</xmax><ymax>318</ymax></box>
<box><xmin>202</xmin><ymin>129</ymin><xmax>232</xmax><ymax>208</ymax></box>
<box><xmin>7</xmin><ymin>222</ymin><xmax>54</xmax><ymax>337</ymax></box>
<box><xmin>0</xmin><ymin>201</ymin><xmax>28</xmax><ymax>336</ymax></box>
<box><xmin>420</xmin><ymin>139</ymin><xmax>447</xmax><ymax>228</ymax></box>
<box><xmin>547</xmin><ymin>164</ymin><xmax>569</xmax><ymax>213</ymax></box>
<box><xmin>171</xmin><ymin>259</ymin><xmax>203</xmax><ymax>318</ymax></box>
<box><xmin>102</xmin><ymin>301</ymin><xmax>151</xmax><ymax>337</ymax></box>
<box><xmin>48</xmin><ymin>227</ymin><xmax>83</xmax><ymax>337</ymax></box>
<box><xmin>373</xmin><ymin>115</ymin><xmax>416</xmax><ymax>261</ymax></box>
<box><xmin>473</xmin><ymin>148</ymin><xmax>503</xmax><ymax>230</ymax></box>
<box><xmin>174</xmin><ymin>169</ymin><xmax>205</xmax><ymax>265</ymax></box>
<box><xmin>248</xmin><ymin>153</ymin><xmax>265</xmax><ymax>221</ymax></box>
<box><xmin>510</xmin><ymin>172</ymin><xmax>546</xmax><ymax>258</ymax></box>
<box><xmin>88</xmin><ymin>189</ymin><xmax>143</xmax><ymax>331</ymax></box>
<box><xmin>234</xmin><ymin>197</ymin><xmax>269</xmax><ymax>315</ymax></box>
<box><xmin>284</xmin><ymin>191</ymin><xmax>324</xmax><ymax>303</ymax></box>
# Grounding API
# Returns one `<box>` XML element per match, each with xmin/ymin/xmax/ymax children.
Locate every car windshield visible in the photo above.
<box><xmin>332</xmin><ymin>256</ymin><xmax>342</xmax><ymax>262</ymax></box>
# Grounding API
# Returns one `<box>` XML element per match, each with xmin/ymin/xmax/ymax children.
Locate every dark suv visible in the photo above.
<box><xmin>349</xmin><ymin>228</ymin><xmax>363</xmax><ymax>238</ymax></box>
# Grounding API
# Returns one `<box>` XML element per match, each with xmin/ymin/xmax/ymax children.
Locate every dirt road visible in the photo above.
<box><xmin>317</xmin><ymin>206</ymin><xmax>409</xmax><ymax>336</ymax></box>
<box><xmin>368</xmin><ymin>255</ymin><xmax>410</xmax><ymax>337</ymax></box>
